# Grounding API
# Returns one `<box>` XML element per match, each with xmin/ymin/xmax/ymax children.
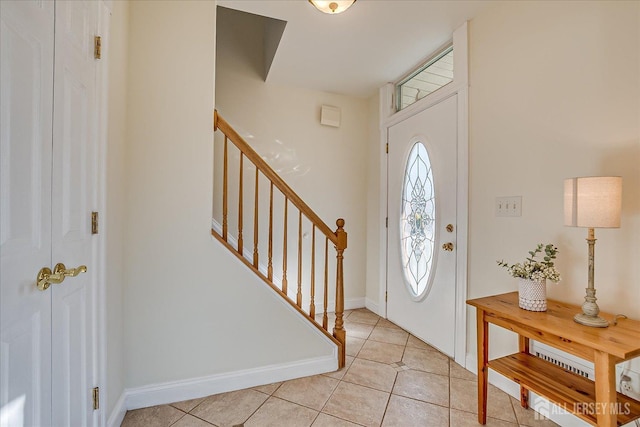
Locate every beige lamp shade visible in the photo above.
<box><xmin>309</xmin><ymin>0</ymin><xmax>356</xmax><ymax>14</ymax></box>
<box><xmin>564</xmin><ymin>176</ymin><xmax>622</xmax><ymax>228</ymax></box>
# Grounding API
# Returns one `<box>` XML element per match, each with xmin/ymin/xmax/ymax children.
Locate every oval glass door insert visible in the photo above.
<box><xmin>400</xmin><ymin>141</ymin><xmax>436</xmax><ymax>299</ymax></box>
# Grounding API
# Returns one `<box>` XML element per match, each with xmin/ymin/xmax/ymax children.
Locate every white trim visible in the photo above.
<box><xmin>365</xmin><ymin>298</ymin><xmax>380</xmax><ymax>315</ymax></box>
<box><xmin>453</xmin><ymin>39</ymin><xmax>469</xmax><ymax>365</ymax></box>
<box><xmin>106</xmin><ymin>393</ymin><xmax>126</xmax><ymax>427</ymax></box>
<box><xmin>377</xmin><ymin>83</ymin><xmax>393</xmax><ymax>319</ymax></box>
<box><xmin>452</xmin><ymin>22</ymin><xmax>469</xmax><ymax>367</ymax></box>
<box><xmin>344</xmin><ymin>298</ymin><xmax>365</xmax><ymax>311</ymax></box>
<box><xmin>380</xmin><ymin>22</ymin><xmax>469</xmax><ymax>366</ymax></box>
<box><xmin>96</xmin><ymin>3</ymin><xmax>111</xmax><ymax>426</ymax></box>
<box><xmin>124</xmin><ymin>355</ymin><xmax>337</xmax><ymax>411</ymax></box>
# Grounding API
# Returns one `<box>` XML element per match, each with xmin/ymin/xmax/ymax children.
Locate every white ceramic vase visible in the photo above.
<box><xmin>518</xmin><ymin>278</ymin><xmax>547</xmax><ymax>311</ymax></box>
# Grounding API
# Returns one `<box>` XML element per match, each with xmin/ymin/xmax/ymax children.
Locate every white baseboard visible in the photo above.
<box><xmin>465</xmin><ymin>353</ymin><xmax>590</xmax><ymax>427</ymax></box>
<box><xmin>365</xmin><ymin>298</ymin><xmax>380</xmax><ymax>315</ymax></box>
<box><xmin>123</xmin><ymin>354</ymin><xmax>337</xmax><ymax>411</ymax></box>
<box><xmin>345</xmin><ymin>298</ymin><xmax>365</xmax><ymax>311</ymax></box>
<box><xmin>107</xmin><ymin>392</ymin><xmax>127</xmax><ymax>427</ymax></box>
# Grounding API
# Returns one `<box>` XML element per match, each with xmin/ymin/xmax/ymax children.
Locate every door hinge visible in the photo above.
<box><xmin>386</xmin><ymin>143</ymin><xmax>389</xmax><ymax>154</ymax></box>
<box><xmin>94</xmin><ymin>36</ymin><xmax>102</xmax><ymax>59</ymax></box>
<box><xmin>91</xmin><ymin>212</ymin><xmax>99</xmax><ymax>235</ymax></box>
<box><xmin>385</xmin><ymin>217</ymin><xmax>388</xmax><ymax>228</ymax></box>
<box><xmin>92</xmin><ymin>387</ymin><xmax>100</xmax><ymax>410</ymax></box>
<box><xmin>385</xmin><ymin>291</ymin><xmax>388</xmax><ymax>302</ymax></box>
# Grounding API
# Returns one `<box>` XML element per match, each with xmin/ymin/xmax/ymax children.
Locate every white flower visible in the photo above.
<box><xmin>497</xmin><ymin>244</ymin><xmax>561</xmax><ymax>283</ymax></box>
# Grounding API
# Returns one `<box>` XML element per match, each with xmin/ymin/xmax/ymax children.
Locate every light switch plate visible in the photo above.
<box><xmin>496</xmin><ymin>196</ymin><xmax>522</xmax><ymax>217</ymax></box>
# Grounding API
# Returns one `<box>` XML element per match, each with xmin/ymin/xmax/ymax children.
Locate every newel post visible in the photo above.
<box><xmin>333</xmin><ymin>218</ymin><xmax>347</xmax><ymax>368</ymax></box>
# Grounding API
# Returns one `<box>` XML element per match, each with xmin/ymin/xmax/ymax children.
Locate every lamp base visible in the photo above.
<box><xmin>574</xmin><ymin>313</ymin><xmax>609</xmax><ymax>328</ymax></box>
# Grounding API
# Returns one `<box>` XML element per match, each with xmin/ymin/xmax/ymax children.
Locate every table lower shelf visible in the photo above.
<box><xmin>489</xmin><ymin>353</ymin><xmax>640</xmax><ymax>426</ymax></box>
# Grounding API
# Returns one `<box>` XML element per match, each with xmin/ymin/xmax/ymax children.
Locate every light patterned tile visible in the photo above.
<box><xmin>121</xmin><ymin>405</ymin><xmax>184</xmax><ymax>427</ymax></box>
<box><xmin>322</xmin><ymin>381</ymin><xmax>390</xmax><ymax>427</ymax></box>
<box><xmin>170</xmin><ymin>397</ymin><xmax>206</xmax><ymax>413</ymax></box>
<box><xmin>348</xmin><ymin>310</ymin><xmax>380</xmax><ymax>325</ymax></box>
<box><xmin>345</xmin><ymin>337</ymin><xmax>365</xmax><ymax>357</ymax></box>
<box><xmin>252</xmin><ymin>382</ymin><xmax>282</xmax><ymax>395</ymax></box>
<box><xmin>342</xmin><ymin>358</ymin><xmax>397</xmax><ymax>392</ymax></box>
<box><xmin>450</xmin><ymin>377</ymin><xmax>517</xmax><ymax>423</ymax></box>
<box><xmin>368</xmin><ymin>326</ymin><xmax>409</xmax><ymax>346</ymax></box>
<box><xmin>312</xmin><ymin>413</ymin><xmax>361</xmax><ymax>427</ymax></box>
<box><xmin>191</xmin><ymin>389</ymin><xmax>268</xmax><ymax>426</ymax></box>
<box><xmin>401</xmin><ymin>346</ymin><xmax>449</xmax><ymax>375</ymax></box>
<box><xmin>392</xmin><ymin>369</ymin><xmax>449</xmax><ymax>406</ymax></box>
<box><xmin>382</xmin><ymin>394</ymin><xmax>449</xmax><ymax>427</ymax></box>
<box><xmin>509</xmin><ymin>396</ymin><xmax>559</xmax><ymax>426</ymax></box>
<box><xmin>450</xmin><ymin>359</ymin><xmax>477</xmax><ymax>381</ymax></box>
<box><xmin>322</xmin><ymin>356</ymin><xmax>354</xmax><ymax>380</ymax></box>
<box><xmin>274</xmin><ymin>375</ymin><xmax>339</xmax><ymax>410</ymax></box>
<box><xmin>406</xmin><ymin>334</ymin><xmax>437</xmax><ymax>351</ymax></box>
<box><xmin>244</xmin><ymin>396</ymin><xmax>318</xmax><ymax>427</ymax></box>
<box><xmin>376</xmin><ymin>319</ymin><xmax>402</xmax><ymax>330</ymax></box>
<box><xmin>345</xmin><ymin>321</ymin><xmax>375</xmax><ymax>340</ymax></box>
<box><xmin>450</xmin><ymin>408</ymin><xmax>519</xmax><ymax>427</ymax></box>
<box><xmin>171</xmin><ymin>414</ymin><xmax>215</xmax><ymax>427</ymax></box>
<box><xmin>357</xmin><ymin>340</ymin><xmax>405</xmax><ymax>364</ymax></box>
<box><xmin>389</xmin><ymin>361</ymin><xmax>410</xmax><ymax>372</ymax></box>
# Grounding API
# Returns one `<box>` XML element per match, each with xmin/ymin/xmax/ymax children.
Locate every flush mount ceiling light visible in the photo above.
<box><xmin>308</xmin><ymin>0</ymin><xmax>356</xmax><ymax>14</ymax></box>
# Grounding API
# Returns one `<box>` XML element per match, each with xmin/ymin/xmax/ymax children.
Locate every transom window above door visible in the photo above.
<box><xmin>396</xmin><ymin>45</ymin><xmax>454</xmax><ymax>111</ymax></box>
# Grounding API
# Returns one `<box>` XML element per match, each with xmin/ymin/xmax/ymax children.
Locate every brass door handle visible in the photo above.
<box><xmin>442</xmin><ymin>242</ymin><xmax>454</xmax><ymax>251</ymax></box>
<box><xmin>37</xmin><ymin>263</ymin><xmax>87</xmax><ymax>291</ymax></box>
<box><xmin>54</xmin><ymin>263</ymin><xmax>87</xmax><ymax>278</ymax></box>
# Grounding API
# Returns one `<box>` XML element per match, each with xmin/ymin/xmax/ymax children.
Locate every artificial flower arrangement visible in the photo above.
<box><xmin>497</xmin><ymin>243</ymin><xmax>561</xmax><ymax>283</ymax></box>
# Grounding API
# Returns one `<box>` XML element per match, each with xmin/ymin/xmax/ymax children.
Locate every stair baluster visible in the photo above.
<box><xmin>212</xmin><ymin>110</ymin><xmax>346</xmax><ymax>368</ymax></box>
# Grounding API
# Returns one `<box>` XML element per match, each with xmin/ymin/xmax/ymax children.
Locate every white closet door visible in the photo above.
<box><xmin>0</xmin><ymin>1</ymin><xmax>55</xmax><ymax>426</ymax></box>
<box><xmin>1</xmin><ymin>1</ymin><xmax>100</xmax><ymax>426</ymax></box>
<box><xmin>51</xmin><ymin>1</ymin><xmax>99</xmax><ymax>426</ymax></box>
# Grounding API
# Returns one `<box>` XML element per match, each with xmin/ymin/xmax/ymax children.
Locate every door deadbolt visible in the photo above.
<box><xmin>446</xmin><ymin>224</ymin><xmax>454</xmax><ymax>233</ymax></box>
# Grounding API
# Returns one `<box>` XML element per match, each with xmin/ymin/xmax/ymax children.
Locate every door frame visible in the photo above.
<box><xmin>97</xmin><ymin>1</ymin><xmax>110</xmax><ymax>426</ymax></box>
<box><xmin>378</xmin><ymin>22</ymin><xmax>468</xmax><ymax>365</ymax></box>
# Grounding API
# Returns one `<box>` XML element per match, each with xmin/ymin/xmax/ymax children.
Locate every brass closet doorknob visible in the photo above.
<box><xmin>442</xmin><ymin>242</ymin><xmax>454</xmax><ymax>251</ymax></box>
<box><xmin>36</xmin><ymin>263</ymin><xmax>87</xmax><ymax>291</ymax></box>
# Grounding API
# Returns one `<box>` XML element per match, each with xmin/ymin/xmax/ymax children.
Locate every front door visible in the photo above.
<box><xmin>1</xmin><ymin>1</ymin><xmax>99</xmax><ymax>425</ymax></box>
<box><xmin>386</xmin><ymin>95</ymin><xmax>458</xmax><ymax>357</ymax></box>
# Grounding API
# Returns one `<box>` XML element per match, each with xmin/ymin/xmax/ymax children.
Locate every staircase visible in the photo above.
<box><xmin>212</xmin><ymin>111</ymin><xmax>346</xmax><ymax>368</ymax></box>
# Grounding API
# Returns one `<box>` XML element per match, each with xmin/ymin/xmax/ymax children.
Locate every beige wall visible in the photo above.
<box><xmin>467</xmin><ymin>0</ymin><xmax>639</xmax><ymax>362</ymax></box>
<box><xmin>105</xmin><ymin>0</ymin><xmax>129</xmax><ymax>416</ymax></box>
<box><xmin>365</xmin><ymin>94</ymin><xmax>382</xmax><ymax>311</ymax></box>
<box><xmin>123</xmin><ymin>0</ymin><xmax>334</xmax><ymax>390</ymax></box>
<box><xmin>215</xmin><ymin>8</ymin><xmax>369</xmax><ymax>306</ymax></box>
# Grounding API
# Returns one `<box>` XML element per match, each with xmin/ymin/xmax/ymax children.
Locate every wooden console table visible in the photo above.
<box><xmin>467</xmin><ymin>292</ymin><xmax>640</xmax><ymax>426</ymax></box>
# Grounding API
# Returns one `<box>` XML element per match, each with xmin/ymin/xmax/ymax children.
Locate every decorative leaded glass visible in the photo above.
<box><xmin>400</xmin><ymin>142</ymin><xmax>435</xmax><ymax>298</ymax></box>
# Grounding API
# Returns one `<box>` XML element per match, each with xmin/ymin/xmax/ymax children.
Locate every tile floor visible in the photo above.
<box><xmin>121</xmin><ymin>309</ymin><xmax>558</xmax><ymax>427</ymax></box>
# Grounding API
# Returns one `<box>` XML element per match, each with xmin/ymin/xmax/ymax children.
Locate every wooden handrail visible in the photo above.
<box><xmin>214</xmin><ymin>111</ymin><xmax>340</xmax><ymax>247</ymax></box>
<box><xmin>212</xmin><ymin>110</ymin><xmax>346</xmax><ymax>368</ymax></box>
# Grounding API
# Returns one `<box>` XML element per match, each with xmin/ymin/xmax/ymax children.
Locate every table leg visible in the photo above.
<box><xmin>476</xmin><ymin>308</ymin><xmax>488</xmax><ymax>424</ymax></box>
<box><xmin>518</xmin><ymin>335</ymin><xmax>530</xmax><ymax>409</ymax></box>
<box><xmin>594</xmin><ymin>350</ymin><xmax>618</xmax><ymax>427</ymax></box>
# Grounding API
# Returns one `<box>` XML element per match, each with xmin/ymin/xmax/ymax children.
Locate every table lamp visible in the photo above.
<box><xmin>564</xmin><ymin>176</ymin><xmax>622</xmax><ymax>328</ymax></box>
